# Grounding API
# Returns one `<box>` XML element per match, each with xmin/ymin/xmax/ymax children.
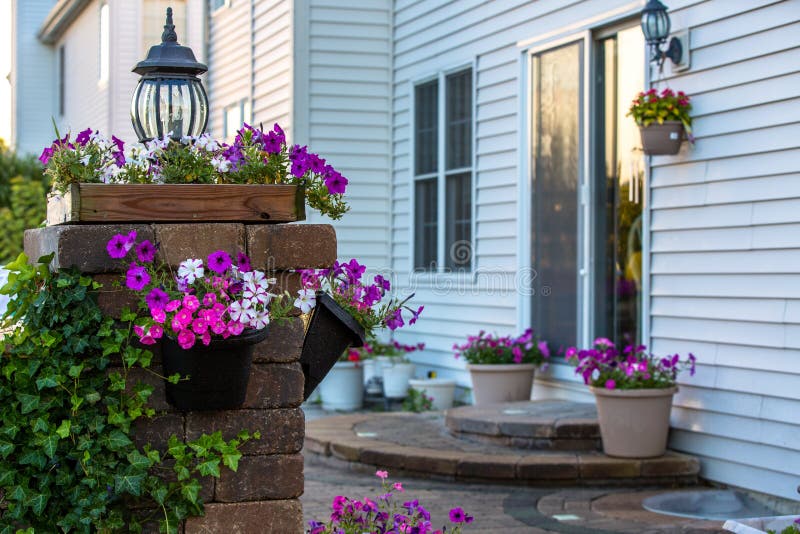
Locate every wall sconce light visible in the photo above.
<box><xmin>640</xmin><ymin>0</ymin><xmax>684</xmax><ymax>71</ymax></box>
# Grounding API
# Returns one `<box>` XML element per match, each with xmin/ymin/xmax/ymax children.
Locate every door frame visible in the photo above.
<box><xmin>516</xmin><ymin>8</ymin><xmax>652</xmax><ymax>366</ymax></box>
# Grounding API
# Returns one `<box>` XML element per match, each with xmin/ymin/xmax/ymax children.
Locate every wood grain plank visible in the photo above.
<box><xmin>47</xmin><ymin>184</ymin><xmax>306</xmax><ymax>224</ymax></box>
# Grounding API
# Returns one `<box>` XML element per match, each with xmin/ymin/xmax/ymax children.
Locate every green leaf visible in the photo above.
<box><xmin>195</xmin><ymin>458</ymin><xmax>220</xmax><ymax>478</ymax></box>
<box><xmin>180</xmin><ymin>479</ymin><xmax>202</xmax><ymax>505</ymax></box>
<box><xmin>18</xmin><ymin>449</ymin><xmax>46</xmax><ymax>469</ymax></box>
<box><xmin>0</xmin><ymin>440</ymin><xmax>14</xmax><ymax>459</ymax></box>
<box><xmin>104</xmin><ymin>429</ymin><xmax>133</xmax><ymax>451</ymax></box>
<box><xmin>221</xmin><ymin>451</ymin><xmax>242</xmax><ymax>472</ymax></box>
<box><xmin>114</xmin><ymin>473</ymin><xmax>144</xmax><ymax>497</ymax></box>
<box><xmin>40</xmin><ymin>434</ymin><xmax>58</xmax><ymax>459</ymax></box>
<box><xmin>17</xmin><ymin>393</ymin><xmax>40</xmax><ymax>414</ymax></box>
<box><xmin>55</xmin><ymin>419</ymin><xmax>71</xmax><ymax>439</ymax></box>
<box><xmin>126</xmin><ymin>450</ymin><xmax>151</xmax><ymax>471</ymax></box>
<box><xmin>120</xmin><ymin>308</ymin><xmax>137</xmax><ymax>322</ymax></box>
<box><xmin>67</xmin><ymin>364</ymin><xmax>84</xmax><ymax>378</ymax></box>
<box><xmin>26</xmin><ymin>491</ymin><xmax>48</xmax><ymax>515</ymax></box>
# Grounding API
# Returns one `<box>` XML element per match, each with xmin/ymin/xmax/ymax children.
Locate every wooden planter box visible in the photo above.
<box><xmin>46</xmin><ymin>183</ymin><xmax>305</xmax><ymax>225</ymax></box>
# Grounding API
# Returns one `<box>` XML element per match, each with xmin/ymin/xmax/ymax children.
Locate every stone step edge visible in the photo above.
<box><xmin>305</xmin><ymin>415</ymin><xmax>700</xmax><ymax>485</ymax></box>
<box><xmin>444</xmin><ymin>412</ymin><xmax>600</xmax><ymax>440</ymax></box>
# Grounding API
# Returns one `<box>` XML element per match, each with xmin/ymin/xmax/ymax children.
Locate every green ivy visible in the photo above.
<box><xmin>0</xmin><ymin>254</ymin><xmax>257</xmax><ymax>533</ymax></box>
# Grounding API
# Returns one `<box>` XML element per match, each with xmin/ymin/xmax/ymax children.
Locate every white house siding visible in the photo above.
<box><xmin>390</xmin><ymin>0</ymin><xmax>641</xmax><ymax>386</ymax></box>
<box><xmin>207</xmin><ymin>0</ymin><xmax>252</xmax><ymax>138</ymax></box>
<box><xmin>647</xmin><ymin>0</ymin><xmax>800</xmax><ymax>502</ymax></box>
<box><xmin>302</xmin><ymin>0</ymin><xmax>393</xmax><ymax>266</ymax></box>
<box><xmin>252</xmin><ymin>0</ymin><xmax>293</xmax><ymax>138</ymax></box>
<box><xmin>11</xmin><ymin>0</ymin><xmax>57</xmax><ymax>156</ymax></box>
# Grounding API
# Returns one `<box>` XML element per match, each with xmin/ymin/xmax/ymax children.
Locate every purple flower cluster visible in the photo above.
<box><xmin>565</xmin><ymin>338</ymin><xmax>697</xmax><ymax>390</ymax></box>
<box><xmin>38</xmin><ymin>135</ymin><xmax>74</xmax><ymax>166</ymax></box>
<box><xmin>307</xmin><ymin>470</ymin><xmax>473</xmax><ymax>534</ymax></box>
<box><xmin>453</xmin><ymin>329</ymin><xmax>549</xmax><ymax>366</ymax></box>
<box><xmin>289</xmin><ymin>144</ymin><xmax>348</xmax><ymax>194</ymax></box>
<box><xmin>300</xmin><ymin>260</ymin><xmax>423</xmax><ymax>335</ymax></box>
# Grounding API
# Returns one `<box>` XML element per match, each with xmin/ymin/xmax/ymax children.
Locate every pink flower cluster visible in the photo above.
<box><xmin>106</xmin><ymin>232</ymin><xmax>285</xmax><ymax>350</ymax></box>
<box><xmin>307</xmin><ymin>470</ymin><xmax>473</xmax><ymax>534</ymax></box>
<box><xmin>453</xmin><ymin>329</ymin><xmax>549</xmax><ymax>366</ymax></box>
<box><xmin>300</xmin><ymin>259</ymin><xmax>423</xmax><ymax>336</ymax></box>
<box><xmin>565</xmin><ymin>338</ymin><xmax>697</xmax><ymax>390</ymax></box>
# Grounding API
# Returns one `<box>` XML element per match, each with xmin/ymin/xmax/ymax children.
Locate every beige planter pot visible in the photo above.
<box><xmin>590</xmin><ymin>386</ymin><xmax>677</xmax><ymax>458</ymax></box>
<box><xmin>467</xmin><ymin>364</ymin><xmax>535</xmax><ymax>405</ymax></box>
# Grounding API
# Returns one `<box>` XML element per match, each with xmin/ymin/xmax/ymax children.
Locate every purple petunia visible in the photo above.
<box><xmin>374</xmin><ymin>274</ymin><xmax>391</xmax><ymax>292</ymax></box>
<box><xmin>126</xmin><ymin>264</ymin><xmax>150</xmax><ymax>291</ymax></box>
<box><xmin>38</xmin><ymin>146</ymin><xmax>53</xmax><ymax>166</ymax></box>
<box><xmin>409</xmin><ymin>305</ymin><xmax>424</xmax><ymax>325</ymax></box>
<box><xmin>136</xmin><ymin>240</ymin><xmax>157</xmax><ymax>263</ymax></box>
<box><xmin>386</xmin><ymin>308</ymin><xmax>404</xmax><ymax>331</ymax></box>
<box><xmin>323</xmin><ymin>166</ymin><xmax>348</xmax><ymax>195</ymax></box>
<box><xmin>145</xmin><ymin>287</ymin><xmax>169</xmax><ymax>310</ymax></box>
<box><xmin>236</xmin><ymin>252</ymin><xmax>252</xmax><ymax>272</ymax></box>
<box><xmin>107</xmin><ymin>233</ymin><xmax>135</xmax><ymax>259</ymax></box>
<box><xmin>207</xmin><ymin>250</ymin><xmax>233</xmax><ymax>274</ymax></box>
<box><xmin>75</xmin><ymin>128</ymin><xmax>93</xmax><ymax>146</ymax></box>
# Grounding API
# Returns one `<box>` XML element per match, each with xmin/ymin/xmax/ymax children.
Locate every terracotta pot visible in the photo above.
<box><xmin>639</xmin><ymin>120</ymin><xmax>684</xmax><ymax>155</ymax></box>
<box><xmin>319</xmin><ymin>361</ymin><xmax>363</xmax><ymax>411</ymax></box>
<box><xmin>382</xmin><ymin>362</ymin><xmax>415</xmax><ymax>398</ymax></box>
<box><xmin>162</xmin><ymin>327</ymin><xmax>269</xmax><ymax>411</ymax></box>
<box><xmin>590</xmin><ymin>386</ymin><xmax>677</xmax><ymax>458</ymax></box>
<box><xmin>408</xmin><ymin>378</ymin><xmax>456</xmax><ymax>410</ymax></box>
<box><xmin>467</xmin><ymin>364</ymin><xmax>535</xmax><ymax>405</ymax></box>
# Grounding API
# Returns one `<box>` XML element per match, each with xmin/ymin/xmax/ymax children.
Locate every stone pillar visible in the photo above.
<box><xmin>24</xmin><ymin>223</ymin><xmax>337</xmax><ymax>534</ymax></box>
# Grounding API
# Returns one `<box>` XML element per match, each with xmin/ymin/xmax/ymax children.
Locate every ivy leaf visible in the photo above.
<box><xmin>26</xmin><ymin>491</ymin><xmax>48</xmax><ymax>515</ymax></box>
<box><xmin>31</xmin><ymin>418</ymin><xmax>49</xmax><ymax>433</ymax></box>
<box><xmin>126</xmin><ymin>450</ymin><xmax>151</xmax><ymax>471</ymax></box>
<box><xmin>0</xmin><ymin>467</ymin><xmax>15</xmax><ymax>486</ymax></box>
<box><xmin>0</xmin><ymin>440</ymin><xmax>14</xmax><ymax>459</ymax></box>
<box><xmin>120</xmin><ymin>308</ymin><xmax>137</xmax><ymax>323</ymax></box>
<box><xmin>180</xmin><ymin>479</ymin><xmax>202</xmax><ymax>505</ymax></box>
<box><xmin>221</xmin><ymin>452</ymin><xmax>242</xmax><ymax>472</ymax></box>
<box><xmin>17</xmin><ymin>393</ymin><xmax>40</xmax><ymax>414</ymax></box>
<box><xmin>104</xmin><ymin>429</ymin><xmax>133</xmax><ymax>451</ymax></box>
<box><xmin>195</xmin><ymin>458</ymin><xmax>220</xmax><ymax>478</ymax></box>
<box><xmin>35</xmin><ymin>372</ymin><xmax>59</xmax><ymax>390</ymax></box>
<box><xmin>40</xmin><ymin>434</ymin><xmax>58</xmax><ymax>459</ymax></box>
<box><xmin>55</xmin><ymin>420</ymin><xmax>71</xmax><ymax>439</ymax></box>
<box><xmin>67</xmin><ymin>364</ymin><xmax>84</xmax><ymax>378</ymax></box>
<box><xmin>114</xmin><ymin>473</ymin><xmax>144</xmax><ymax>497</ymax></box>
<box><xmin>18</xmin><ymin>449</ymin><xmax>46</xmax><ymax>469</ymax></box>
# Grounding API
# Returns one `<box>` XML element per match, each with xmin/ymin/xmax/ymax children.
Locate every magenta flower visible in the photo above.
<box><xmin>226</xmin><ymin>320</ymin><xmax>245</xmax><ymax>337</ymax></box>
<box><xmin>38</xmin><ymin>146</ymin><xmax>53</xmax><ymax>166</ymax></box>
<box><xmin>149</xmin><ymin>324</ymin><xmax>164</xmax><ymax>339</ymax></box>
<box><xmin>151</xmin><ymin>307</ymin><xmax>166</xmax><ymax>324</ymax></box>
<box><xmin>191</xmin><ymin>317</ymin><xmax>208</xmax><ymax>335</ymax></box>
<box><xmin>125</xmin><ymin>265</ymin><xmax>150</xmax><ymax>291</ymax></box>
<box><xmin>605</xmin><ymin>379</ymin><xmax>616</xmax><ymax>389</ymax></box>
<box><xmin>182</xmin><ymin>294</ymin><xmax>200</xmax><ymax>312</ymax></box>
<box><xmin>236</xmin><ymin>252</ymin><xmax>252</xmax><ymax>272</ymax></box>
<box><xmin>203</xmin><ymin>293</ymin><xmax>217</xmax><ymax>307</ymax></box>
<box><xmin>145</xmin><ymin>287</ymin><xmax>169</xmax><ymax>310</ymax></box>
<box><xmin>165</xmin><ymin>299</ymin><xmax>181</xmax><ymax>312</ymax></box>
<box><xmin>324</xmin><ymin>169</ymin><xmax>348</xmax><ymax>195</ymax></box>
<box><xmin>375</xmin><ymin>470</ymin><xmax>388</xmax><ymax>480</ymax></box>
<box><xmin>136</xmin><ymin>240</ymin><xmax>157</xmax><ymax>263</ymax></box>
<box><xmin>386</xmin><ymin>309</ymin><xmax>404</xmax><ymax>331</ymax></box>
<box><xmin>177</xmin><ymin>329</ymin><xmax>195</xmax><ymax>349</ymax></box>
<box><xmin>538</xmin><ymin>340</ymin><xmax>550</xmax><ymax>358</ymax></box>
<box><xmin>409</xmin><ymin>305</ymin><xmax>424</xmax><ymax>325</ymax></box>
<box><xmin>201</xmin><ymin>331</ymin><xmax>211</xmax><ymax>346</ymax></box>
<box><xmin>208</xmin><ymin>250</ymin><xmax>233</xmax><ymax>274</ymax></box>
<box><xmin>449</xmin><ymin>507</ymin><xmax>466</xmax><ymax>523</ymax></box>
<box><xmin>75</xmin><ymin>128</ymin><xmax>93</xmax><ymax>146</ymax></box>
<box><xmin>107</xmin><ymin>234</ymin><xmax>133</xmax><ymax>259</ymax></box>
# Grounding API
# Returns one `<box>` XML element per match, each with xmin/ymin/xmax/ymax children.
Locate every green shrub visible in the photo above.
<box><xmin>0</xmin><ymin>139</ymin><xmax>44</xmax><ymax>208</ymax></box>
<box><xmin>0</xmin><ymin>176</ymin><xmax>46</xmax><ymax>264</ymax></box>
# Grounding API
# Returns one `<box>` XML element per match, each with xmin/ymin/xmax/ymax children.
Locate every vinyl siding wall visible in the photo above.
<box><xmin>391</xmin><ymin>0</ymin><xmax>799</xmax><ymax>500</ymax></box>
<box><xmin>11</xmin><ymin>0</ymin><xmax>57</xmax><ymax>156</ymax></box>
<box><xmin>303</xmin><ymin>0</ymin><xmax>393</xmax><ymax>265</ymax></box>
<box><xmin>648</xmin><ymin>0</ymin><xmax>800</xmax><ymax>502</ymax></box>
<box><xmin>252</xmin><ymin>0</ymin><xmax>293</xmax><ymax>138</ymax></box>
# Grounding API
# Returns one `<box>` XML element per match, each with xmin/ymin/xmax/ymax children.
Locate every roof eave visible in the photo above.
<box><xmin>37</xmin><ymin>0</ymin><xmax>92</xmax><ymax>45</ymax></box>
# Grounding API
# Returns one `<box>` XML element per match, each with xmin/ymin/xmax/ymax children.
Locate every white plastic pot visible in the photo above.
<box><xmin>382</xmin><ymin>362</ymin><xmax>415</xmax><ymax>398</ymax></box>
<box><xmin>723</xmin><ymin>516</ymin><xmax>800</xmax><ymax>534</ymax></box>
<box><xmin>362</xmin><ymin>359</ymin><xmax>383</xmax><ymax>394</ymax></box>
<box><xmin>408</xmin><ymin>378</ymin><xmax>456</xmax><ymax>410</ymax></box>
<box><xmin>319</xmin><ymin>361</ymin><xmax>363</xmax><ymax>411</ymax></box>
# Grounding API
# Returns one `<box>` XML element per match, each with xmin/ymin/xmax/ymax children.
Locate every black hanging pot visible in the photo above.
<box><xmin>300</xmin><ymin>292</ymin><xmax>366</xmax><ymax>400</ymax></box>
<box><xmin>161</xmin><ymin>327</ymin><xmax>269</xmax><ymax>411</ymax></box>
<box><xmin>639</xmin><ymin>120</ymin><xmax>684</xmax><ymax>155</ymax></box>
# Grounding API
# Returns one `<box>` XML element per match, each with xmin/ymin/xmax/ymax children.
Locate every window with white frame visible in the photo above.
<box><xmin>413</xmin><ymin>67</ymin><xmax>473</xmax><ymax>272</ymax></box>
<box><xmin>223</xmin><ymin>99</ymin><xmax>252</xmax><ymax>140</ymax></box>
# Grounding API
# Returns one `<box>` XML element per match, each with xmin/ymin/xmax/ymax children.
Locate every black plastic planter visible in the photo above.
<box><xmin>161</xmin><ymin>327</ymin><xmax>270</xmax><ymax>411</ymax></box>
<box><xmin>300</xmin><ymin>292</ymin><xmax>365</xmax><ymax>400</ymax></box>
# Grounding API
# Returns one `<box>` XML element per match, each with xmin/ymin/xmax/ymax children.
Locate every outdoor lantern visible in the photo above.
<box><xmin>640</xmin><ymin>0</ymin><xmax>683</xmax><ymax>70</ymax></box>
<box><xmin>131</xmin><ymin>7</ymin><xmax>208</xmax><ymax>142</ymax></box>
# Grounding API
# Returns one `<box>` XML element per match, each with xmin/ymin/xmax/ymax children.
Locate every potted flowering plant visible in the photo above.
<box><xmin>39</xmin><ymin>122</ymin><xmax>349</xmax><ymax>223</ymax></box>
<box><xmin>106</xmin><ymin>230</ymin><xmax>297</xmax><ymax>411</ymax></box>
<box><xmin>316</xmin><ymin>347</ymin><xmax>365</xmax><ymax>411</ymax></box>
<box><xmin>354</xmin><ymin>340</ymin><xmax>425</xmax><ymax>398</ymax></box>
<box><xmin>307</xmin><ymin>470</ymin><xmax>473</xmax><ymax>533</ymax></box>
<box><xmin>627</xmin><ymin>88</ymin><xmax>693</xmax><ymax>155</ymax></box>
<box><xmin>565</xmin><ymin>338</ymin><xmax>696</xmax><ymax>458</ymax></box>
<box><xmin>453</xmin><ymin>329</ymin><xmax>549</xmax><ymax>405</ymax></box>
<box><xmin>298</xmin><ymin>260</ymin><xmax>422</xmax><ymax>404</ymax></box>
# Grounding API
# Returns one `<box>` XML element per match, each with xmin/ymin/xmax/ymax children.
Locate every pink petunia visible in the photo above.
<box><xmin>177</xmin><ymin>329</ymin><xmax>196</xmax><ymax>350</ymax></box>
<box><xmin>182</xmin><ymin>294</ymin><xmax>200</xmax><ymax>312</ymax></box>
<box><xmin>151</xmin><ymin>307</ymin><xmax>166</xmax><ymax>324</ymax></box>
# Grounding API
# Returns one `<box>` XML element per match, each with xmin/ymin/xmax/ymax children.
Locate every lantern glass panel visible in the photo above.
<box><xmin>641</xmin><ymin>9</ymin><xmax>670</xmax><ymax>43</ymax></box>
<box><xmin>131</xmin><ymin>77</ymin><xmax>208</xmax><ymax>141</ymax></box>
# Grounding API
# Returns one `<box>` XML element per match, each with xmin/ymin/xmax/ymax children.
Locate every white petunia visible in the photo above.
<box><xmin>229</xmin><ymin>300</ymin><xmax>255</xmax><ymax>325</ymax></box>
<box><xmin>210</xmin><ymin>156</ymin><xmax>231</xmax><ymax>173</ymax></box>
<box><xmin>294</xmin><ymin>288</ymin><xmax>316</xmax><ymax>314</ymax></box>
<box><xmin>177</xmin><ymin>258</ymin><xmax>204</xmax><ymax>284</ymax></box>
<box><xmin>250</xmin><ymin>309</ymin><xmax>270</xmax><ymax>330</ymax></box>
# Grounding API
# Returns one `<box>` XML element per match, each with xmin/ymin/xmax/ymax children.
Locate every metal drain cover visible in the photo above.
<box><xmin>643</xmin><ymin>490</ymin><xmax>777</xmax><ymax>520</ymax></box>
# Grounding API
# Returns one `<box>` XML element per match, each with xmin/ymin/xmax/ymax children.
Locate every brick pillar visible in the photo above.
<box><xmin>24</xmin><ymin>223</ymin><xmax>337</xmax><ymax>534</ymax></box>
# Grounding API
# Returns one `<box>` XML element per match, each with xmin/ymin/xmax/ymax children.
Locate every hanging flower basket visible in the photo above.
<box><xmin>300</xmin><ymin>292</ymin><xmax>366</xmax><ymax>400</ymax></box>
<box><xmin>639</xmin><ymin>121</ymin><xmax>685</xmax><ymax>156</ymax></box>
<box><xmin>162</xmin><ymin>327</ymin><xmax>270</xmax><ymax>411</ymax></box>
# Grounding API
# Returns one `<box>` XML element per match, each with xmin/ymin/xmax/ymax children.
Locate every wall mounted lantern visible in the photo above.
<box><xmin>131</xmin><ymin>8</ymin><xmax>208</xmax><ymax>142</ymax></box>
<box><xmin>640</xmin><ymin>0</ymin><xmax>683</xmax><ymax>70</ymax></box>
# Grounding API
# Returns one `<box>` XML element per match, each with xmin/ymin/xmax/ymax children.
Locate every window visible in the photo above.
<box><xmin>413</xmin><ymin>67</ymin><xmax>473</xmax><ymax>272</ymax></box>
<box><xmin>210</xmin><ymin>0</ymin><xmax>231</xmax><ymax>11</ymax></box>
<box><xmin>58</xmin><ymin>45</ymin><xmax>65</xmax><ymax>116</ymax></box>
<box><xmin>223</xmin><ymin>99</ymin><xmax>252</xmax><ymax>140</ymax></box>
<box><xmin>99</xmin><ymin>3</ymin><xmax>109</xmax><ymax>82</ymax></box>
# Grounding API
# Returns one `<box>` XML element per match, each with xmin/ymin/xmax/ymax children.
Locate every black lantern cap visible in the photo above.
<box><xmin>133</xmin><ymin>8</ymin><xmax>207</xmax><ymax>76</ymax></box>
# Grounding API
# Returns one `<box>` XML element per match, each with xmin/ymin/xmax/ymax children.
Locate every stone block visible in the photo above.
<box><xmin>640</xmin><ymin>452</ymin><xmax>699</xmax><ymax>477</ymax></box>
<box><xmin>578</xmin><ymin>454</ymin><xmax>641</xmax><ymax>479</ymax></box>
<box><xmin>186</xmin><ymin>409</ymin><xmax>304</xmax><ymax>455</ymax></box>
<box><xmin>185</xmin><ymin>499</ymin><xmax>303</xmax><ymax>534</ymax></box>
<box><xmin>252</xmin><ymin>318</ymin><xmax>305</xmax><ymax>363</ymax></box>
<box><xmin>126</xmin><ymin>365</ymin><xmax>170</xmax><ymax>412</ymax></box>
<box><xmin>456</xmin><ymin>454</ymin><xmax>520</xmax><ymax>479</ymax></box>
<box><xmin>154</xmin><ymin>223</ymin><xmax>245</xmax><ymax>267</ymax></box>
<box><xmin>243</xmin><ymin>363</ymin><xmax>304</xmax><ymax>409</ymax></box>
<box><xmin>359</xmin><ymin>446</ymin><xmax>407</xmax><ymax>469</ymax></box>
<box><xmin>215</xmin><ymin>454</ymin><xmax>304</xmax><ymax>502</ymax></box>
<box><xmin>517</xmin><ymin>454</ymin><xmax>579</xmax><ymax>480</ymax></box>
<box><xmin>132</xmin><ymin>413</ymin><xmax>184</xmax><ymax>451</ymax></box>
<box><xmin>401</xmin><ymin>447</ymin><xmax>459</xmax><ymax>475</ymax></box>
<box><xmin>24</xmin><ymin>224</ymin><xmax>154</xmax><ymax>273</ymax></box>
<box><xmin>247</xmin><ymin>224</ymin><xmax>336</xmax><ymax>270</ymax></box>
<box><xmin>92</xmin><ymin>274</ymin><xmax>141</xmax><ymax>319</ymax></box>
